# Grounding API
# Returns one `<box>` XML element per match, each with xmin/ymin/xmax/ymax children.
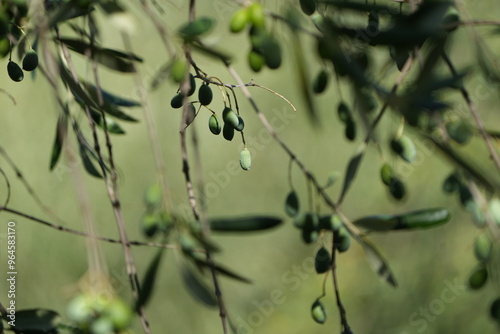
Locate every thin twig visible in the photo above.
<box><xmin>442</xmin><ymin>52</ymin><xmax>500</xmax><ymax>175</ymax></box>
<box><xmin>331</xmin><ymin>242</ymin><xmax>350</xmax><ymax>332</ymax></box>
<box><xmin>0</xmin><ymin>205</ymin><xmax>197</xmax><ymax>250</ymax></box>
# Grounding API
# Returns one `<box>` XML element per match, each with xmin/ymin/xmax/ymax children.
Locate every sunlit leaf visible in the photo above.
<box><xmin>209</xmin><ymin>216</ymin><xmax>282</xmax><ymax>233</ymax></box>
<box><xmin>136</xmin><ymin>248</ymin><xmax>164</xmax><ymax>310</ymax></box>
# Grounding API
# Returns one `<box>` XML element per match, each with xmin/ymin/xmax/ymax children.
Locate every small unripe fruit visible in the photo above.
<box><xmin>300</xmin><ymin>0</ymin><xmax>317</xmax><ymax>16</ymax></box>
<box><xmin>208</xmin><ymin>114</ymin><xmax>221</xmax><ymax>135</ymax></box>
<box><xmin>230</xmin><ymin>8</ymin><xmax>249</xmax><ymax>33</ymax></box>
<box><xmin>239</xmin><ymin>148</ymin><xmax>251</xmax><ymax>171</ymax></box>
<box><xmin>7</xmin><ymin>61</ymin><xmax>24</xmax><ymax>82</ymax></box>
<box><xmin>474</xmin><ymin>234</ymin><xmax>492</xmax><ymax>263</ymax></box>
<box><xmin>314</xmin><ymin>247</ymin><xmax>331</xmax><ymax>274</ymax></box>
<box><xmin>311</xmin><ymin>300</ymin><xmax>326</xmax><ymax>324</ymax></box>
<box><xmin>248</xmin><ymin>50</ymin><xmax>264</xmax><ymax>72</ymax></box>
<box><xmin>22</xmin><ymin>49</ymin><xmax>38</xmax><ymax>71</ymax></box>
<box><xmin>235</xmin><ymin>115</ymin><xmax>245</xmax><ymax>131</ymax></box>
<box><xmin>334</xmin><ymin>227</ymin><xmax>350</xmax><ymax>253</ymax></box>
<box><xmin>313</xmin><ymin>69</ymin><xmax>328</xmax><ymax>94</ymax></box>
<box><xmin>171</xmin><ymin>58</ymin><xmax>187</xmax><ymax>83</ymax></box>
<box><xmin>223</xmin><ymin>123</ymin><xmax>234</xmax><ymax>141</ymax></box>
<box><xmin>170</xmin><ymin>94</ymin><xmax>183</xmax><ymax>109</ymax></box>
<box><xmin>380</xmin><ymin>164</ymin><xmax>393</xmax><ymax>186</ymax></box>
<box><xmin>198</xmin><ymin>84</ymin><xmax>213</xmax><ymax>106</ymax></box>
<box><xmin>248</xmin><ymin>3</ymin><xmax>265</xmax><ymax>28</ymax></box>
<box><xmin>222</xmin><ymin>107</ymin><xmax>240</xmax><ymax>128</ymax></box>
<box><xmin>264</xmin><ymin>39</ymin><xmax>282</xmax><ymax>69</ymax></box>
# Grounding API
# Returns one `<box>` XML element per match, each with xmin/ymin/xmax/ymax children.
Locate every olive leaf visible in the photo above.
<box><xmin>359</xmin><ymin>236</ymin><xmax>397</xmax><ymax>287</ymax></box>
<box><xmin>181</xmin><ymin>265</ymin><xmax>217</xmax><ymax>307</ymax></box>
<box><xmin>354</xmin><ymin>208</ymin><xmax>450</xmax><ymax>232</ymax></box>
<box><xmin>136</xmin><ymin>248</ymin><xmax>164</xmax><ymax>310</ymax></box>
<box><xmin>338</xmin><ymin>143</ymin><xmax>366</xmax><ymax>203</ymax></box>
<box><xmin>49</xmin><ymin>111</ymin><xmax>68</xmax><ymax>170</ymax></box>
<box><xmin>209</xmin><ymin>216</ymin><xmax>282</xmax><ymax>233</ymax></box>
<box><xmin>178</xmin><ymin>17</ymin><xmax>215</xmax><ymax>40</ymax></box>
<box><xmin>58</xmin><ymin>37</ymin><xmax>143</xmax><ymax>72</ymax></box>
<box><xmin>7</xmin><ymin>309</ymin><xmax>60</xmax><ymax>333</ymax></box>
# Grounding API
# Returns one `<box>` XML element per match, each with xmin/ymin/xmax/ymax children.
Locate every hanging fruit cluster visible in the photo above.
<box><xmin>170</xmin><ymin>70</ymin><xmax>251</xmax><ymax>171</ymax></box>
<box><xmin>229</xmin><ymin>2</ymin><xmax>282</xmax><ymax>72</ymax></box>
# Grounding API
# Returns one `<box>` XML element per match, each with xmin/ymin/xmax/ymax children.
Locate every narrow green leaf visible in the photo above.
<box><xmin>361</xmin><ymin>237</ymin><xmax>397</xmax><ymax>287</ymax></box>
<box><xmin>84</xmin><ymin>83</ymin><xmax>140</xmax><ymax>107</ymax></box>
<box><xmin>178</xmin><ymin>17</ymin><xmax>215</xmax><ymax>40</ymax></box>
<box><xmin>136</xmin><ymin>248</ymin><xmax>164</xmax><ymax>310</ymax></box>
<box><xmin>49</xmin><ymin>112</ymin><xmax>68</xmax><ymax>170</ymax></box>
<box><xmin>191</xmin><ymin>42</ymin><xmax>232</xmax><ymax>64</ymax></box>
<box><xmin>181</xmin><ymin>265</ymin><xmax>217</xmax><ymax>307</ymax></box>
<box><xmin>354</xmin><ymin>208</ymin><xmax>450</xmax><ymax>232</ymax></box>
<box><xmin>338</xmin><ymin>143</ymin><xmax>366</xmax><ymax>203</ymax></box>
<box><xmin>89</xmin><ymin>109</ymin><xmax>126</xmax><ymax>134</ymax></box>
<box><xmin>8</xmin><ymin>309</ymin><xmax>60</xmax><ymax>333</ymax></box>
<box><xmin>209</xmin><ymin>216</ymin><xmax>282</xmax><ymax>233</ymax></box>
<box><xmin>58</xmin><ymin>38</ymin><xmax>142</xmax><ymax>72</ymax></box>
<box><xmin>75</xmin><ymin>132</ymin><xmax>102</xmax><ymax>178</ymax></box>
<box><xmin>189</xmin><ymin>256</ymin><xmax>252</xmax><ymax>284</ymax></box>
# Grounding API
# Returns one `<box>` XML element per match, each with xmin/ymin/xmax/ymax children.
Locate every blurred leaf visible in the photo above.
<box><xmin>8</xmin><ymin>309</ymin><xmax>60</xmax><ymax>333</ymax></box>
<box><xmin>178</xmin><ymin>17</ymin><xmax>215</xmax><ymax>40</ymax></box>
<box><xmin>90</xmin><ymin>110</ymin><xmax>126</xmax><ymax>134</ymax></box>
<box><xmin>189</xmin><ymin>255</ymin><xmax>252</xmax><ymax>284</ymax></box>
<box><xmin>181</xmin><ymin>265</ymin><xmax>217</xmax><ymax>307</ymax></box>
<box><xmin>209</xmin><ymin>216</ymin><xmax>282</xmax><ymax>233</ymax></box>
<box><xmin>58</xmin><ymin>37</ymin><xmax>142</xmax><ymax>72</ymax></box>
<box><xmin>355</xmin><ymin>208</ymin><xmax>450</xmax><ymax>232</ymax></box>
<box><xmin>191</xmin><ymin>42</ymin><xmax>232</xmax><ymax>64</ymax></box>
<box><xmin>144</xmin><ymin>183</ymin><xmax>162</xmax><ymax>209</ymax></box>
<box><xmin>75</xmin><ymin>131</ymin><xmax>102</xmax><ymax>178</ymax></box>
<box><xmin>446</xmin><ymin>120</ymin><xmax>472</xmax><ymax>145</ymax></box>
<box><xmin>49</xmin><ymin>111</ymin><xmax>68</xmax><ymax>170</ymax></box>
<box><xmin>47</xmin><ymin>1</ymin><xmax>93</xmax><ymax>27</ymax></box>
<box><xmin>136</xmin><ymin>248</ymin><xmax>164</xmax><ymax>310</ymax></box>
<box><xmin>285</xmin><ymin>191</ymin><xmax>300</xmax><ymax>217</ymax></box>
<box><xmin>292</xmin><ymin>30</ymin><xmax>317</xmax><ymax>123</ymax></box>
<box><xmin>476</xmin><ymin>42</ymin><xmax>500</xmax><ymax>84</ymax></box>
<box><xmin>84</xmin><ymin>83</ymin><xmax>140</xmax><ymax>107</ymax></box>
<box><xmin>338</xmin><ymin>143</ymin><xmax>366</xmax><ymax>203</ymax></box>
<box><xmin>474</xmin><ymin>234</ymin><xmax>492</xmax><ymax>263</ymax></box>
<box><xmin>359</xmin><ymin>236</ymin><xmax>397</xmax><ymax>287</ymax></box>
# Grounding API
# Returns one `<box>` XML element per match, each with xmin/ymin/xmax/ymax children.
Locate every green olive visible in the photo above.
<box><xmin>22</xmin><ymin>49</ymin><xmax>38</xmax><ymax>71</ymax></box>
<box><xmin>7</xmin><ymin>61</ymin><xmax>24</xmax><ymax>82</ymax></box>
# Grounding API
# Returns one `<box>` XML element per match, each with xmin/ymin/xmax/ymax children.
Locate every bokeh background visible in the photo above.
<box><xmin>1</xmin><ymin>0</ymin><xmax>500</xmax><ymax>333</ymax></box>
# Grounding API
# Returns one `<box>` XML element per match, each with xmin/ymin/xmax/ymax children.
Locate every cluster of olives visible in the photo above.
<box><xmin>67</xmin><ymin>293</ymin><xmax>132</xmax><ymax>334</ymax></box>
<box><xmin>170</xmin><ymin>73</ymin><xmax>252</xmax><ymax>171</ymax></box>
<box><xmin>229</xmin><ymin>3</ymin><xmax>282</xmax><ymax>72</ymax></box>
<box><xmin>337</xmin><ymin>101</ymin><xmax>356</xmax><ymax>142</ymax></box>
<box><xmin>7</xmin><ymin>49</ymin><xmax>38</xmax><ymax>82</ymax></box>
<box><xmin>140</xmin><ymin>183</ymin><xmax>173</xmax><ymax>239</ymax></box>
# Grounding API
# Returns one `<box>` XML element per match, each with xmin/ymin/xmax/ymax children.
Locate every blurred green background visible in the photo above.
<box><xmin>0</xmin><ymin>0</ymin><xmax>500</xmax><ymax>333</ymax></box>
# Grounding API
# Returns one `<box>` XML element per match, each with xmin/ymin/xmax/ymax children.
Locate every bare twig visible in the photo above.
<box><xmin>442</xmin><ymin>52</ymin><xmax>500</xmax><ymax>175</ymax></box>
<box><xmin>331</xmin><ymin>242</ymin><xmax>350</xmax><ymax>332</ymax></box>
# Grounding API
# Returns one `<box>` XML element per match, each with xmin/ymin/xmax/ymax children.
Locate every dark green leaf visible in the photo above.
<box><xmin>181</xmin><ymin>265</ymin><xmax>217</xmax><ymax>307</ymax></box>
<box><xmin>49</xmin><ymin>112</ymin><xmax>68</xmax><ymax>170</ymax></box>
<box><xmin>209</xmin><ymin>216</ymin><xmax>282</xmax><ymax>233</ymax></box>
<box><xmin>84</xmin><ymin>83</ymin><xmax>140</xmax><ymax>107</ymax></box>
<box><xmin>8</xmin><ymin>309</ymin><xmax>60</xmax><ymax>333</ymax></box>
<box><xmin>191</xmin><ymin>42</ymin><xmax>232</xmax><ymax>64</ymax></box>
<box><xmin>338</xmin><ymin>143</ymin><xmax>366</xmax><ymax>203</ymax></box>
<box><xmin>89</xmin><ymin>109</ymin><xmax>126</xmax><ymax>134</ymax></box>
<box><xmin>354</xmin><ymin>208</ymin><xmax>450</xmax><ymax>232</ymax></box>
<box><xmin>47</xmin><ymin>1</ymin><xmax>92</xmax><ymax>28</ymax></box>
<box><xmin>178</xmin><ymin>17</ymin><xmax>215</xmax><ymax>40</ymax></box>
<box><xmin>75</xmin><ymin>132</ymin><xmax>102</xmax><ymax>178</ymax></box>
<box><xmin>189</xmin><ymin>256</ymin><xmax>252</xmax><ymax>284</ymax></box>
<box><xmin>136</xmin><ymin>248</ymin><xmax>164</xmax><ymax>310</ymax></box>
<box><xmin>58</xmin><ymin>37</ymin><xmax>142</xmax><ymax>72</ymax></box>
<box><xmin>359</xmin><ymin>236</ymin><xmax>397</xmax><ymax>287</ymax></box>
<box><xmin>285</xmin><ymin>191</ymin><xmax>300</xmax><ymax>217</ymax></box>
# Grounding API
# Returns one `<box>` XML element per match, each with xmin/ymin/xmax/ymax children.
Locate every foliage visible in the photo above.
<box><xmin>0</xmin><ymin>0</ymin><xmax>499</xmax><ymax>333</ymax></box>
